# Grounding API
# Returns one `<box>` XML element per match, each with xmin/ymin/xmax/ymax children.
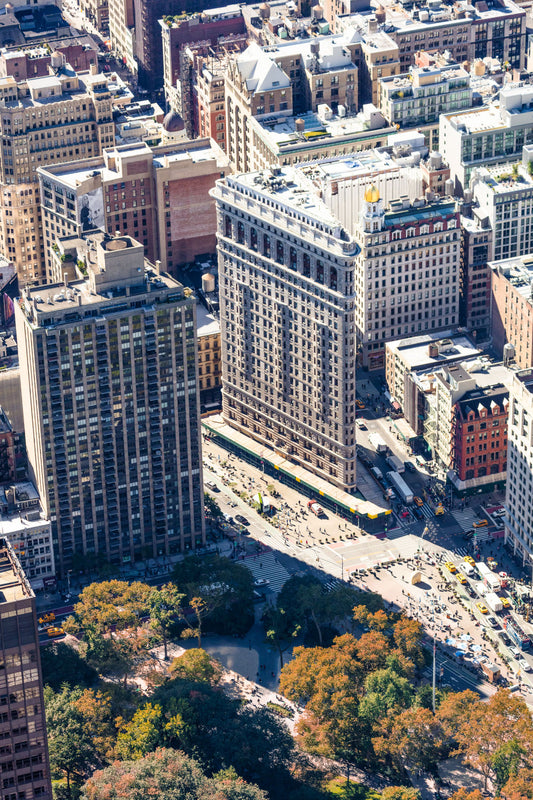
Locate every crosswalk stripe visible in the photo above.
<box><xmin>244</xmin><ymin>552</ymin><xmax>291</xmax><ymax>594</ymax></box>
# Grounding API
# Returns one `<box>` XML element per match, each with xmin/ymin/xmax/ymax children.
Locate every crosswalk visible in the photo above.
<box><xmin>419</xmin><ymin>502</ymin><xmax>434</xmax><ymax>520</ymax></box>
<box><xmin>451</xmin><ymin>508</ymin><xmax>477</xmax><ymax>529</ymax></box>
<box><xmin>244</xmin><ymin>552</ymin><xmax>291</xmax><ymax>594</ymax></box>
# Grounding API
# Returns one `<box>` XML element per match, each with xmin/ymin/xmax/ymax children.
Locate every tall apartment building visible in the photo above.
<box><xmin>0</xmin><ymin>60</ymin><xmax>115</xmax><ymax>287</ymax></box>
<box><xmin>0</xmin><ymin>537</ymin><xmax>52</xmax><ymax>800</ymax></box>
<box><xmin>353</xmin><ymin>187</ymin><xmax>461</xmax><ymax>369</ymax></box>
<box><xmin>505</xmin><ymin>369</ymin><xmax>533</xmax><ymax>562</ymax></box>
<box><xmin>109</xmin><ymin>0</ymin><xmax>231</xmax><ymax>90</ymax></box>
<box><xmin>160</xmin><ymin>6</ymin><xmax>246</xmax><ymax>137</ymax></box>
<box><xmin>459</xmin><ymin>211</ymin><xmax>492</xmax><ymax>341</ymax></box>
<box><xmin>212</xmin><ymin>167</ymin><xmax>359</xmax><ymax>492</ymax></box>
<box><xmin>440</xmin><ymin>85</ymin><xmax>533</xmax><ymax>191</ymax></box>
<box><xmin>470</xmin><ymin>147</ymin><xmax>533</xmax><ymax>263</ymax></box>
<box><xmin>15</xmin><ymin>231</ymin><xmax>204</xmax><ymax>576</ymax></box>
<box><xmin>327</xmin><ymin>0</ymin><xmax>525</xmax><ymax>71</ymax></box>
<box><xmin>38</xmin><ymin>138</ymin><xmax>230</xmax><ymax>278</ymax></box>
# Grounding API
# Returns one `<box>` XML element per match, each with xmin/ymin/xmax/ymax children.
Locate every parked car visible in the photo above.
<box><xmin>235</xmin><ymin>514</ymin><xmax>249</xmax><ymax>526</ymax></box>
<box><xmin>254</xmin><ymin>578</ymin><xmax>270</xmax><ymax>588</ymax></box>
<box><xmin>518</xmin><ymin>657</ymin><xmax>532</xmax><ymax>673</ymax></box>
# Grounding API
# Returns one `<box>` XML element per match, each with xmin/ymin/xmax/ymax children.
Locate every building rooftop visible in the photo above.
<box><xmin>338</xmin><ymin>0</ymin><xmax>523</xmax><ymax>37</ymax></box>
<box><xmin>471</xmin><ymin>160</ymin><xmax>533</xmax><ymax>195</ymax></box>
<box><xmin>489</xmin><ymin>253</ymin><xmax>533</xmax><ymax>300</ymax></box>
<box><xmin>226</xmin><ymin>166</ymin><xmax>352</xmax><ymax>240</ymax></box>
<box><xmin>387</xmin><ymin>330</ymin><xmax>480</xmax><ymax>369</ymax></box>
<box><xmin>0</xmin><ymin>538</ymin><xmax>33</xmax><ymax>603</ymax></box>
<box><xmin>20</xmin><ymin>233</ymin><xmax>187</xmax><ymax>329</ymax></box>
<box><xmin>516</xmin><ymin>369</ymin><xmax>533</xmax><ymax>392</ymax></box>
<box><xmin>255</xmin><ymin>104</ymin><xmax>392</xmax><ymax>152</ymax></box>
<box><xmin>196</xmin><ymin>302</ymin><xmax>220</xmax><ymax>337</ymax></box>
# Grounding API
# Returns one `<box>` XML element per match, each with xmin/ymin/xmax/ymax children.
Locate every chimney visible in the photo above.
<box><xmin>155</xmin><ymin>259</ymin><xmax>161</xmax><ymax>275</ymax></box>
<box><xmin>90</xmin><ymin>63</ymin><xmax>98</xmax><ymax>75</ymax></box>
<box><xmin>63</xmin><ymin>272</ymin><xmax>68</xmax><ymax>287</ymax></box>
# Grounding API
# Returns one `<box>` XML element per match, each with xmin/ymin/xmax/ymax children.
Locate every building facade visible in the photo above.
<box><xmin>440</xmin><ymin>86</ymin><xmax>533</xmax><ymax>191</ymax></box>
<box><xmin>505</xmin><ymin>369</ymin><xmax>533</xmax><ymax>562</ymax></box>
<box><xmin>490</xmin><ymin>253</ymin><xmax>533</xmax><ymax>369</ymax></box>
<box><xmin>0</xmin><ymin>483</ymin><xmax>54</xmax><ymax>590</ymax></box>
<box><xmin>354</xmin><ymin>187</ymin><xmax>461</xmax><ymax>369</ymax></box>
<box><xmin>212</xmin><ymin>167</ymin><xmax>359</xmax><ymax>492</ymax></box>
<box><xmin>459</xmin><ymin>212</ymin><xmax>492</xmax><ymax>341</ymax></box>
<box><xmin>38</xmin><ymin>138</ymin><xmax>230</xmax><ymax>279</ymax></box>
<box><xmin>0</xmin><ymin>537</ymin><xmax>52</xmax><ymax>800</ymax></box>
<box><xmin>16</xmin><ymin>232</ymin><xmax>204</xmax><ymax>576</ymax></box>
<box><xmin>0</xmin><ymin>62</ymin><xmax>115</xmax><ymax>287</ymax></box>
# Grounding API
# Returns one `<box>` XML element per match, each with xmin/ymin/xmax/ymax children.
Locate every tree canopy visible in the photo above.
<box><xmin>82</xmin><ymin>748</ymin><xmax>268</xmax><ymax>800</ymax></box>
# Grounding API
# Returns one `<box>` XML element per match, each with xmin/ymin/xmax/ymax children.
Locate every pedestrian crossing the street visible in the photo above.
<box><xmin>245</xmin><ymin>552</ymin><xmax>291</xmax><ymax>595</ymax></box>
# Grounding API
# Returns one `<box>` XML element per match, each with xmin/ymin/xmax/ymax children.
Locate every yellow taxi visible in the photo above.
<box><xmin>464</xmin><ymin>555</ymin><xmax>476</xmax><ymax>566</ymax></box>
<box><xmin>47</xmin><ymin>627</ymin><xmax>65</xmax><ymax>638</ymax></box>
<box><xmin>473</xmin><ymin>519</ymin><xmax>488</xmax><ymax>528</ymax></box>
<box><xmin>456</xmin><ymin>573</ymin><xmax>467</xmax><ymax>585</ymax></box>
<box><xmin>435</xmin><ymin>504</ymin><xmax>445</xmax><ymax>516</ymax></box>
<box><xmin>356</xmin><ymin>399</ymin><xmax>365</xmax><ymax>410</ymax></box>
<box><xmin>414</xmin><ymin>496</ymin><xmax>424</xmax><ymax>507</ymax></box>
<box><xmin>501</xmin><ymin>597</ymin><xmax>511</xmax><ymax>609</ymax></box>
<box><xmin>445</xmin><ymin>561</ymin><xmax>457</xmax><ymax>573</ymax></box>
<box><xmin>476</xmin><ymin>602</ymin><xmax>488</xmax><ymax>614</ymax></box>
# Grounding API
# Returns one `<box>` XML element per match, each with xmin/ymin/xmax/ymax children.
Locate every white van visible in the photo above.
<box><xmin>459</xmin><ymin>562</ymin><xmax>475</xmax><ymax>577</ymax></box>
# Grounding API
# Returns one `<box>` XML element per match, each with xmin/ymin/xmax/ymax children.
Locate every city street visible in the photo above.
<box><xmin>202</xmin><ymin>427</ymin><xmax>533</xmax><ymax>703</ymax></box>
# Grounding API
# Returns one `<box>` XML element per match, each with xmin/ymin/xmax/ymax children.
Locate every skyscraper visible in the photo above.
<box><xmin>505</xmin><ymin>369</ymin><xmax>533</xmax><ymax>564</ymax></box>
<box><xmin>212</xmin><ymin>167</ymin><xmax>358</xmax><ymax>492</ymax></box>
<box><xmin>16</xmin><ymin>232</ymin><xmax>204</xmax><ymax>576</ymax></box>
<box><xmin>0</xmin><ymin>537</ymin><xmax>52</xmax><ymax>800</ymax></box>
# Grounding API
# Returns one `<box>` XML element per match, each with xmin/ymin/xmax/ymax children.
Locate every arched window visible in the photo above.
<box><xmin>237</xmin><ymin>221</ymin><xmax>244</xmax><ymax>244</ymax></box>
<box><xmin>276</xmin><ymin>240</ymin><xmax>284</xmax><ymax>264</ymax></box>
<box><xmin>303</xmin><ymin>253</ymin><xmax>311</xmax><ymax>277</ymax></box>
<box><xmin>263</xmin><ymin>234</ymin><xmax>271</xmax><ymax>258</ymax></box>
<box><xmin>250</xmin><ymin>227</ymin><xmax>258</xmax><ymax>251</ymax></box>
<box><xmin>289</xmin><ymin>246</ymin><xmax>297</xmax><ymax>269</ymax></box>
<box><xmin>316</xmin><ymin>260</ymin><xmax>324</xmax><ymax>283</ymax></box>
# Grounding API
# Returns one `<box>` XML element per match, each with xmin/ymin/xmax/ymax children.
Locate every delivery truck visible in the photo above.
<box><xmin>485</xmin><ymin>591</ymin><xmax>503</xmax><ymax>613</ymax></box>
<box><xmin>386</xmin><ymin>471</ymin><xmax>414</xmax><ymax>504</ymax></box>
<box><xmin>386</xmin><ymin>454</ymin><xmax>405</xmax><ymax>473</ymax></box>
<box><xmin>478</xmin><ymin>562</ymin><xmax>500</xmax><ymax>591</ymax></box>
<box><xmin>369</xmin><ymin>433</ymin><xmax>387</xmax><ymax>453</ymax></box>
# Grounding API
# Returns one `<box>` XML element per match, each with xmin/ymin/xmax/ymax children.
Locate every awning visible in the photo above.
<box><xmin>392</xmin><ymin>401</ymin><xmax>401</xmax><ymax>411</ymax></box>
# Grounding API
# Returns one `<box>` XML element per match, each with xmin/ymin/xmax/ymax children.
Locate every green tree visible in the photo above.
<box><xmin>381</xmin><ymin>788</ymin><xmax>421</xmax><ymax>800</ymax></box>
<box><xmin>172</xmin><ymin>554</ymin><xmax>254</xmax><ymax>637</ymax></box>
<box><xmin>169</xmin><ymin>648</ymin><xmax>222</xmax><ymax>684</ymax></box>
<box><xmin>359</xmin><ymin>667</ymin><xmax>414</xmax><ymax>726</ymax></box>
<box><xmin>40</xmin><ymin>642</ymin><xmax>98</xmax><ymax>691</ymax></box>
<box><xmin>204</xmin><ymin>493</ymin><xmax>223</xmax><ymax>518</ymax></box>
<box><xmin>116</xmin><ymin>703</ymin><xmax>168</xmax><ymax>760</ymax></box>
<box><xmin>149</xmin><ymin>583</ymin><xmax>185</xmax><ymax>660</ymax></box>
<box><xmin>67</xmin><ymin>580</ymin><xmax>151</xmax><ymax>634</ymax></box>
<box><xmin>45</xmin><ymin>685</ymin><xmax>99</xmax><ymax>797</ymax></box>
<box><xmin>81</xmin><ymin>748</ymin><xmax>268</xmax><ymax>800</ymax></box>
<box><xmin>264</xmin><ymin>606</ymin><xmax>301</xmax><ymax>668</ymax></box>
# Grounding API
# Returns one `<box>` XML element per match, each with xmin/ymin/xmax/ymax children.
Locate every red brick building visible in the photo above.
<box><xmin>0</xmin><ymin>39</ymin><xmax>98</xmax><ymax>80</ymax></box>
<box><xmin>452</xmin><ymin>386</ymin><xmax>508</xmax><ymax>487</ymax></box>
